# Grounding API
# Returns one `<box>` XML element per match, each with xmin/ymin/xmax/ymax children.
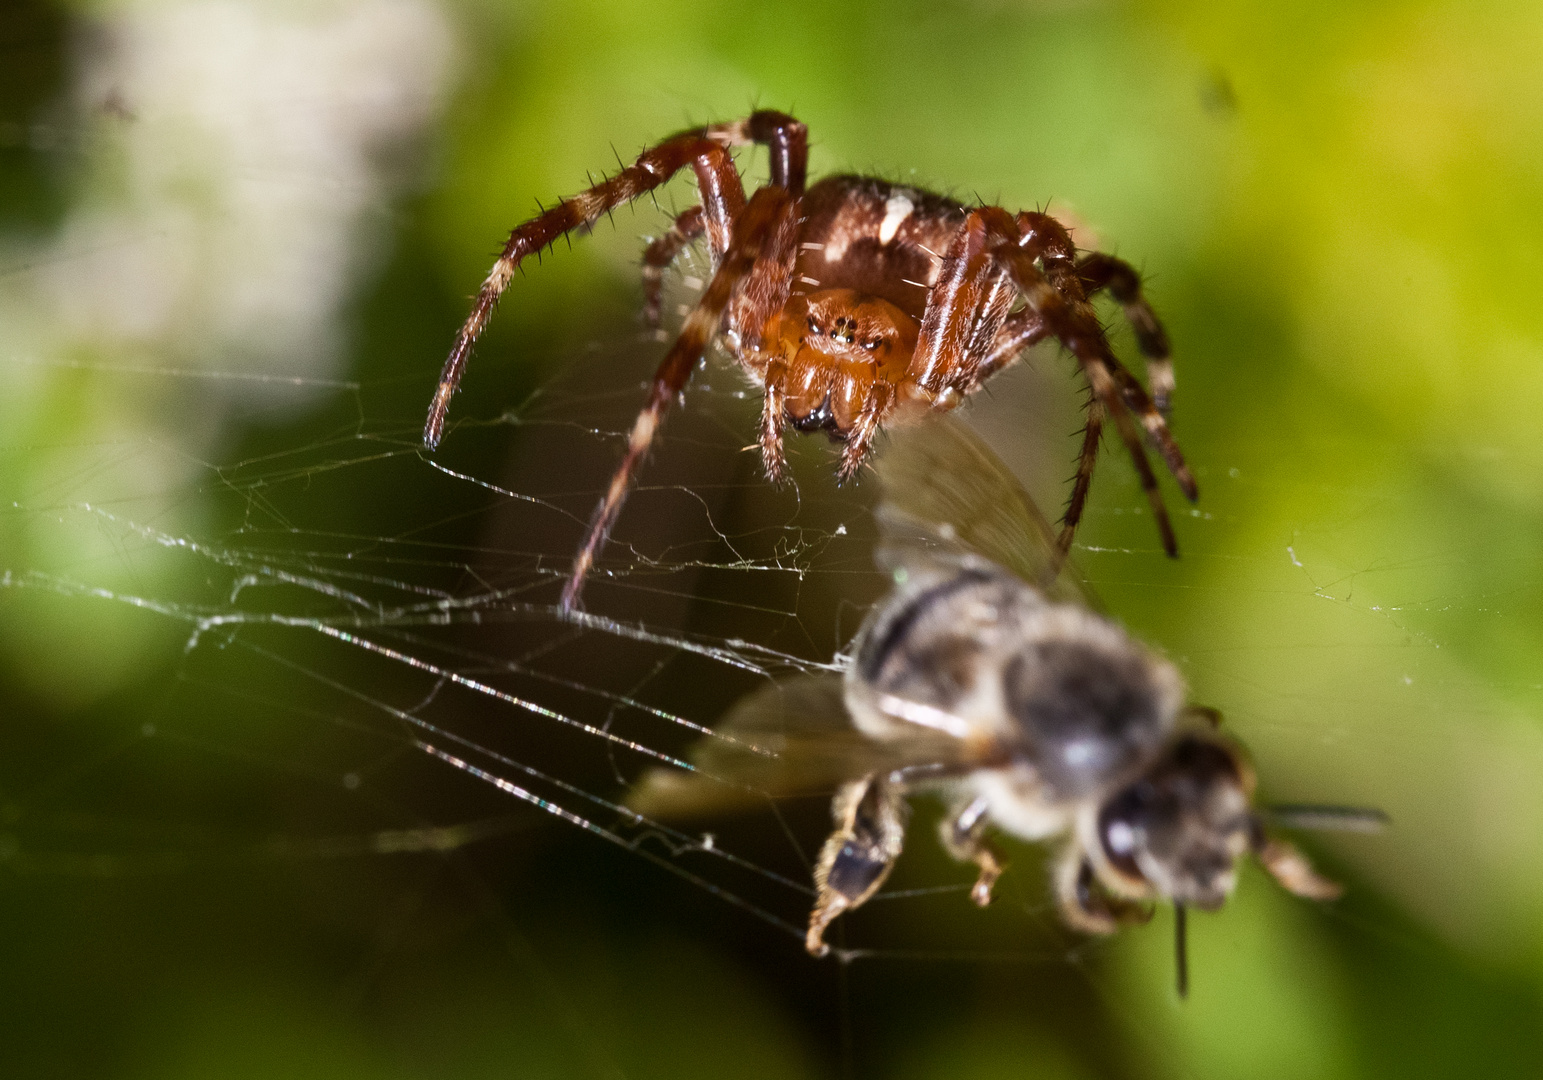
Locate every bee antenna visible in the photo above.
<box><xmin>1266</xmin><ymin>804</ymin><xmax>1389</xmax><ymax>834</ymax></box>
<box><xmin>1173</xmin><ymin>902</ymin><xmax>1189</xmax><ymax>999</ymax></box>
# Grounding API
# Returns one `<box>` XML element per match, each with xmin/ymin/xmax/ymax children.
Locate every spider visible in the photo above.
<box><xmin>423</xmin><ymin>111</ymin><xmax>1197</xmax><ymax>609</ymax></box>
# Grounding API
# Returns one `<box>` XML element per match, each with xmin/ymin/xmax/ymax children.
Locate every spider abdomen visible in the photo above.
<box><xmin>793</xmin><ymin>177</ymin><xmax>966</xmax><ymax>318</ymax></box>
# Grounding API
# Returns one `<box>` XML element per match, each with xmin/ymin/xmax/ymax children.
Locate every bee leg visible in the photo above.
<box><xmin>806</xmin><ymin>776</ymin><xmax>908</xmax><ymax>957</ymax></box>
<box><xmin>939</xmin><ymin>795</ymin><xmax>1008</xmax><ymax>907</ymax></box>
<box><xmin>1054</xmin><ymin>848</ymin><xmax>1153</xmax><ymax>934</ymax></box>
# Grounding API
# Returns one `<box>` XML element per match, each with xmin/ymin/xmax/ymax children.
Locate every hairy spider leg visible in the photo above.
<box><xmin>912</xmin><ymin>209</ymin><xmax>1018</xmax><ymax>396</ymax></box>
<box><xmin>636</xmin><ymin>111</ymin><xmax>808</xmax><ymax>332</ymax></box>
<box><xmin>424</xmin><ymin>137</ymin><xmax>749</xmax><ymax>448</ymax></box>
<box><xmin>704</xmin><ymin>111</ymin><xmax>809</xmax><ymax>193</ymax></box>
<box><xmin>908</xmin><ymin>208</ymin><xmax>1163</xmax><ymax>554</ymax></box>
<box><xmin>908</xmin><ymin>213</ymin><xmax>1089</xmax><ymax>544</ymax></box>
<box><xmin>969</xmin><ymin>304</ymin><xmax>1108</xmax><ymax>568</ymax></box>
<box><xmin>1015</xmin><ymin>211</ymin><xmax>1193</xmax><ymax>498</ymax></box>
<box><xmin>1011</xmin><ymin>211</ymin><xmax>1117</xmax><ymax>556</ymax></box>
<box><xmin>1060</xmin><ymin>395</ymin><xmax>1108</xmax><ymax>556</ymax></box>
<box><xmin>1075</xmin><ymin>253</ymin><xmax>1174</xmax><ymax>413</ymax></box>
<box><xmin>835</xmin><ymin>379</ymin><xmax>899</xmax><ymax>480</ymax></box>
<box><xmin>972</xmin><ymin>255</ymin><xmax>1175</xmax><ymax>555</ymax></box>
<box><xmin>980</xmin><ymin>211</ymin><xmax>1197</xmax><ymax>556</ymax></box>
<box><xmin>561</xmin><ymin>187</ymin><xmax>798</xmax><ymax>611</ymax></box>
<box><xmin>917</xmin><ymin>208</ymin><xmax>1183</xmax><ymax>553</ymax></box>
<box><xmin>640</xmin><ymin>205</ymin><xmax>707</xmax><ymax>328</ymax></box>
<box><xmin>910</xmin><ymin>204</ymin><xmax>1103</xmax><ymax>400</ymax></box>
<box><xmin>975</xmin><ymin>308</ymin><xmax>1050</xmax><ymax>384</ymax></box>
<box><xmin>758</xmin><ymin>376</ymin><xmax>790</xmax><ymax>482</ymax></box>
<box><xmin>1094</xmin><ymin>365</ymin><xmax>1179</xmax><ymax>557</ymax></box>
<box><xmin>974</xmin><ymin>254</ymin><xmax>1171</xmax><ymax>390</ymax></box>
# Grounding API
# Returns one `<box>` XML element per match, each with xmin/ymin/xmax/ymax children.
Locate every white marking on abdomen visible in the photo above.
<box><xmin>878</xmin><ymin>193</ymin><xmax>915</xmax><ymax>245</ymax></box>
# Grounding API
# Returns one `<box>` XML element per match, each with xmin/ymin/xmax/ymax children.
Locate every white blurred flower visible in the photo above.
<box><xmin>41</xmin><ymin>0</ymin><xmax>457</xmax><ymax>404</ymax></box>
<box><xmin>0</xmin><ymin>0</ymin><xmax>459</xmax><ymax>705</ymax></box>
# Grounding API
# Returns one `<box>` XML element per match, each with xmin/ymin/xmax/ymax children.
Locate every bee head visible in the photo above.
<box><xmin>1095</xmin><ymin>733</ymin><xmax>1255</xmax><ymax>909</ymax></box>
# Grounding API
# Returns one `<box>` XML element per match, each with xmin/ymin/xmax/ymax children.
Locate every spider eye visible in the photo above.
<box><xmin>864</xmin><ymin>339</ymin><xmax>882</xmax><ymax>352</ymax></box>
<box><xmin>806</xmin><ymin>317</ymin><xmax>822</xmax><ymax>335</ymax></box>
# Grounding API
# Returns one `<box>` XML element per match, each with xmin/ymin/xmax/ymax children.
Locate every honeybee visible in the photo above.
<box><xmin>630</xmin><ymin>417</ymin><xmax>1381</xmax><ymax>991</ymax></box>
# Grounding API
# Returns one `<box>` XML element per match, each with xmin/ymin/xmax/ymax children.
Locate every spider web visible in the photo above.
<box><xmin>0</xmin><ymin>300</ymin><xmax>1116</xmax><ymax>952</ymax></box>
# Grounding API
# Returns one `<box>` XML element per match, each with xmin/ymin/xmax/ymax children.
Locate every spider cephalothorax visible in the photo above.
<box><xmin>424</xmin><ymin>111</ymin><xmax>1196</xmax><ymax>609</ymax></box>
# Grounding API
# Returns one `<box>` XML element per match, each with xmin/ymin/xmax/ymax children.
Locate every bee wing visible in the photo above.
<box><xmin>872</xmin><ymin>415</ymin><xmax>1096</xmax><ymax>608</ymax></box>
<box><xmin>627</xmin><ymin>674</ymin><xmax>972</xmax><ymax>819</ymax></box>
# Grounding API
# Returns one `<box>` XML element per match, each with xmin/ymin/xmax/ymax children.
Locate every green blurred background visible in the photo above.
<box><xmin>3</xmin><ymin>0</ymin><xmax>1543</xmax><ymax>1076</ymax></box>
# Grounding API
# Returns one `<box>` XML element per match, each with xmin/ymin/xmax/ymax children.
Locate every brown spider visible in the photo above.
<box><xmin>423</xmin><ymin>111</ymin><xmax>1197</xmax><ymax>609</ymax></box>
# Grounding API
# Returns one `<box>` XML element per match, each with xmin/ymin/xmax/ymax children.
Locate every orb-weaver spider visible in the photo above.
<box><xmin>424</xmin><ymin>111</ymin><xmax>1196</xmax><ymax>608</ymax></box>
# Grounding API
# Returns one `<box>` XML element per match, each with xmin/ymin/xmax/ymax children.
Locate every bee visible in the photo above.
<box><xmin>630</xmin><ymin>417</ymin><xmax>1382</xmax><ymax>992</ymax></box>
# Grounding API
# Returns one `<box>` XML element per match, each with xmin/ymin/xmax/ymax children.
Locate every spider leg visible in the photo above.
<box><xmin>426</xmin><ymin>110</ymin><xmax>806</xmax><ymax>449</ymax></box>
<box><xmin>910</xmin><ymin>210</ymin><xmax>1012</xmax><ymax>394</ymax></box>
<box><xmin>991</xmin><ymin>213</ymin><xmax>1192</xmax><ymax>555</ymax></box>
<box><xmin>1012</xmin><ymin>213</ymin><xmax>1196</xmax><ymax>501</ymax></box>
<box><xmin>957</xmin><ymin>211</ymin><xmax>1082</xmax><ymax>386</ymax></box>
<box><xmin>837</xmin><ymin>379</ymin><xmax>897</xmax><ymax>481</ymax></box>
<box><xmin>1057</xmin><ymin>394</ymin><xmax>1105</xmax><ymax>556</ymax></box>
<box><xmin>979</xmin><ymin>267</ymin><xmax>1172</xmax><ymax>554</ymax></box>
<box><xmin>1027</xmin><ymin>292</ymin><xmax>1181</xmax><ymax>554</ymax></box>
<box><xmin>977</xmin><ymin>301</ymin><xmax>1116</xmax><ymax>560</ymax></box>
<box><xmin>705</xmin><ymin>111</ymin><xmax>809</xmax><ymax>193</ymax></box>
<box><xmin>1098</xmin><ymin>356</ymin><xmax>1194</xmax><ymax>497</ymax></box>
<box><xmin>974</xmin><ymin>213</ymin><xmax>1154</xmax><ymax>387</ymax></box>
<box><xmin>1076</xmin><ymin>252</ymin><xmax>1174</xmax><ymax>414</ymax></box>
<box><xmin>1089</xmin><ymin>360</ymin><xmax>1179</xmax><ymax>555</ymax></box>
<box><xmin>976</xmin><ymin>308</ymin><xmax>1049</xmax><ymax>384</ymax></box>
<box><xmin>561</xmin><ymin>187</ymin><xmax>797</xmax><ymax>611</ymax></box>
<box><xmin>758</xmin><ymin>377</ymin><xmax>789</xmax><ymax>483</ymax></box>
<box><xmin>915</xmin><ymin>207</ymin><xmax>1191</xmax><ymax>554</ymax></box>
<box><xmin>977</xmin><ymin>306</ymin><xmax>1103</xmax><ymax>562</ymax></box>
<box><xmin>909</xmin><ymin>209</ymin><xmax>1180</xmax><ymax>554</ymax></box>
<box><xmin>734</xmin><ymin>193</ymin><xmax>807</xmax><ymax>484</ymax></box>
<box><xmin>912</xmin><ymin>208</ymin><xmax>1084</xmax><ymax>395</ymax></box>
<box><xmin>426</xmin><ymin>139</ymin><xmax>745</xmax><ymax>448</ymax></box>
<box><xmin>640</xmin><ymin>205</ymin><xmax>707</xmax><ymax>329</ymax></box>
